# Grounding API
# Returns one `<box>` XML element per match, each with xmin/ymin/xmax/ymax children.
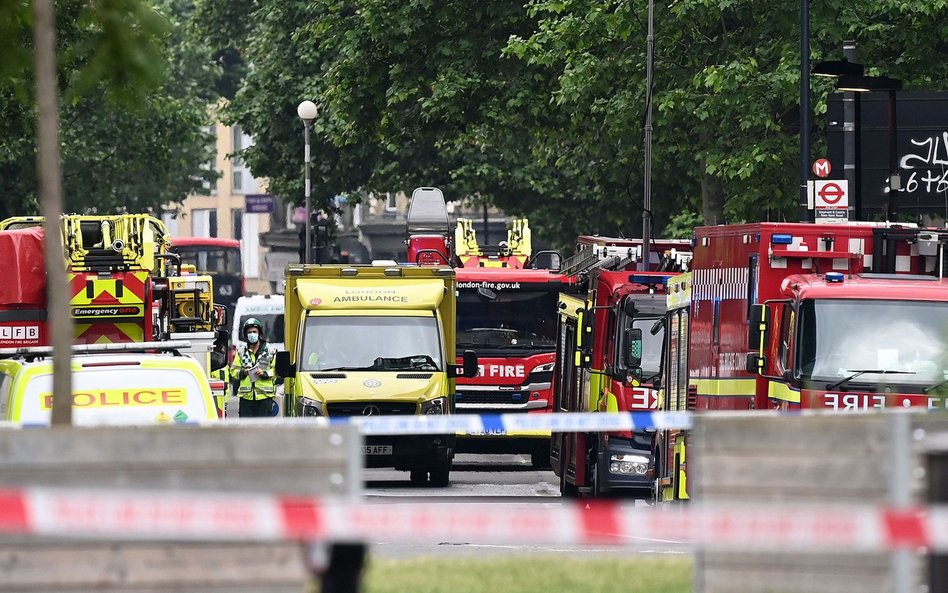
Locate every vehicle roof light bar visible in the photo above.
<box><xmin>0</xmin><ymin>340</ymin><xmax>193</xmax><ymax>359</ymax></box>
<box><xmin>771</xmin><ymin>234</ymin><xmax>794</xmax><ymax>245</ymax></box>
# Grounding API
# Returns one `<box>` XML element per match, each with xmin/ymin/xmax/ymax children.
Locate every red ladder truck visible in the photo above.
<box><xmin>405</xmin><ymin>188</ymin><xmax>570</xmax><ymax>467</ymax></box>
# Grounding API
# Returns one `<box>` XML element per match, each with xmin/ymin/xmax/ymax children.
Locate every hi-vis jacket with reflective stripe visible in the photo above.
<box><xmin>229</xmin><ymin>343</ymin><xmax>276</xmax><ymax>400</ymax></box>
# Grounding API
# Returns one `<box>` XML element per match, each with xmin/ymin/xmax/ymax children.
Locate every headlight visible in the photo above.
<box><xmin>423</xmin><ymin>397</ymin><xmax>446</xmax><ymax>415</ymax></box>
<box><xmin>608</xmin><ymin>454</ymin><xmax>649</xmax><ymax>475</ymax></box>
<box><xmin>527</xmin><ymin>361</ymin><xmax>555</xmax><ymax>384</ymax></box>
<box><xmin>300</xmin><ymin>396</ymin><xmax>324</xmax><ymax>417</ymax></box>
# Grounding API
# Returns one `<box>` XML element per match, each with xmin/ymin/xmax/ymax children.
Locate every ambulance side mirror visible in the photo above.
<box><xmin>449</xmin><ymin>350</ymin><xmax>478</xmax><ymax>378</ymax></box>
<box><xmin>275</xmin><ymin>351</ymin><xmax>295</xmax><ymax>377</ymax></box>
<box><xmin>746</xmin><ymin>303</ymin><xmax>770</xmax><ymax>375</ymax></box>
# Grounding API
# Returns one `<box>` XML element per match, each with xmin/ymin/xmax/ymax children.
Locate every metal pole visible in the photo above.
<box><xmin>886</xmin><ymin>88</ymin><xmax>899</xmax><ymax>222</ymax></box>
<box><xmin>888</xmin><ymin>412</ymin><xmax>912</xmax><ymax>593</ymax></box>
<box><xmin>640</xmin><ymin>0</ymin><xmax>654</xmax><ymax>271</ymax></box>
<box><xmin>33</xmin><ymin>0</ymin><xmax>73</xmax><ymax>425</ymax></box>
<box><xmin>799</xmin><ymin>0</ymin><xmax>811</xmax><ymax>222</ymax></box>
<box><xmin>304</xmin><ymin>121</ymin><xmax>312</xmax><ymax>264</ymax></box>
<box><xmin>842</xmin><ymin>41</ymin><xmax>861</xmax><ymax>220</ymax></box>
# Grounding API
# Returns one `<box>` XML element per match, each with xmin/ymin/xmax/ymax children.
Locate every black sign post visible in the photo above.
<box><xmin>828</xmin><ymin>91</ymin><xmax>948</xmax><ymax>219</ymax></box>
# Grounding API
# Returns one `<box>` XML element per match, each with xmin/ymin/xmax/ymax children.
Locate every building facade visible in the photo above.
<box><xmin>164</xmin><ymin>117</ymin><xmax>273</xmax><ymax>295</ymax></box>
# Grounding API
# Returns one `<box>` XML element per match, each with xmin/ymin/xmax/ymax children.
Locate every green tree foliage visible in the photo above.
<box><xmin>199</xmin><ymin>0</ymin><xmax>948</xmax><ymax>246</ymax></box>
<box><xmin>0</xmin><ymin>0</ymin><xmax>217</xmax><ymax>219</ymax></box>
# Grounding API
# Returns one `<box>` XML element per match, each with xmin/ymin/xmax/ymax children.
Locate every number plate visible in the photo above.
<box><xmin>362</xmin><ymin>445</ymin><xmax>393</xmax><ymax>455</ymax></box>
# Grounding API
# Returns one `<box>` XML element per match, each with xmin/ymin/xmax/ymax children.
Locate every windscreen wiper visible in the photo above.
<box><xmin>924</xmin><ymin>377</ymin><xmax>948</xmax><ymax>394</ymax></box>
<box><xmin>826</xmin><ymin>369</ymin><xmax>915</xmax><ymax>391</ymax></box>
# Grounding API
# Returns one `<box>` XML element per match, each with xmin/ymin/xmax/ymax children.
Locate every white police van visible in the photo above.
<box><xmin>229</xmin><ymin>294</ymin><xmax>285</xmax><ymax>417</ymax></box>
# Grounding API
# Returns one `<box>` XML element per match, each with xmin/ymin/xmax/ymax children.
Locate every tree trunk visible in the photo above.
<box><xmin>701</xmin><ymin>170</ymin><xmax>725</xmax><ymax>226</ymax></box>
<box><xmin>33</xmin><ymin>0</ymin><xmax>73</xmax><ymax>425</ymax></box>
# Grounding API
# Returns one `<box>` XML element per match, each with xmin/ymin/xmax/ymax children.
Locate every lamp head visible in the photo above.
<box><xmin>812</xmin><ymin>59</ymin><xmax>865</xmax><ymax>78</ymax></box>
<box><xmin>297</xmin><ymin>100</ymin><xmax>318</xmax><ymax>121</ymax></box>
<box><xmin>836</xmin><ymin>75</ymin><xmax>902</xmax><ymax>93</ymax></box>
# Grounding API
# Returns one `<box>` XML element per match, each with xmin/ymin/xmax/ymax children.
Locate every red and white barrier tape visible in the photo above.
<box><xmin>1</xmin><ymin>488</ymin><xmax>947</xmax><ymax>552</ymax></box>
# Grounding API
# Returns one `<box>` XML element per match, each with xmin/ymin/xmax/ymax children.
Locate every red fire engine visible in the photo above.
<box><xmin>653</xmin><ymin>222</ymin><xmax>948</xmax><ymax>501</ymax></box>
<box><xmin>551</xmin><ymin>236</ymin><xmax>690</xmax><ymax>498</ymax></box>
<box><xmin>690</xmin><ymin>222</ymin><xmax>948</xmax><ymax>412</ymax></box>
<box><xmin>405</xmin><ymin>188</ymin><xmax>569</xmax><ymax>466</ymax></box>
<box><xmin>0</xmin><ymin>215</ymin><xmax>226</xmax><ymax>359</ymax></box>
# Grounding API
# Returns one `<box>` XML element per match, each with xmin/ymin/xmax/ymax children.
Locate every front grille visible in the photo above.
<box><xmin>456</xmin><ymin>391</ymin><xmax>529</xmax><ymax>405</ymax></box>
<box><xmin>326</xmin><ymin>402</ymin><xmax>417</xmax><ymax>417</ymax></box>
<box><xmin>396</xmin><ymin>373</ymin><xmax>433</xmax><ymax>379</ymax></box>
<box><xmin>310</xmin><ymin>373</ymin><xmax>346</xmax><ymax>379</ymax></box>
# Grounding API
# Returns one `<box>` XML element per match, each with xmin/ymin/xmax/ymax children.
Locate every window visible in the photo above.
<box><xmin>232</xmin><ymin>125</ymin><xmax>244</xmax><ymax>164</ymax></box>
<box><xmin>161</xmin><ymin>211</ymin><xmax>179</xmax><ymax>236</ymax></box>
<box><xmin>191</xmin><ymin>209</ymin><xmax>218</xmax><ymax>238</ymax></box>
<box><xmin>232</xmin><ymin>208</ymin><xmax>243</xmax><ymax>241</ymax></box>
<box><xmin>301</xmin><ymin>315</ymin><xmax>442</xmax><ymax>372</ymax></box>
<box><xmin>385</xmin><ymin>192</ymin><xmax>397</xmax><ymax>212</ymax></box>
<box><xmin>0</xmin><ymin>372</ymin><xmax>12</xmax><ymax>420</ymax></box>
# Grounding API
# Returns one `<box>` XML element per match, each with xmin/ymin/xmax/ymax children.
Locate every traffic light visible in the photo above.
<box><xmin>297</xmin><ymin>214</ymin><xmax>331</xmax><ymax>264</ymax></box>
<box><xmin>297</xmin><ymin>225</ymin><xmax>306</xmax><ymax>263</ymax></box>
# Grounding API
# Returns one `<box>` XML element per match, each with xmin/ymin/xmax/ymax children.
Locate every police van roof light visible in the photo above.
<box><xmin>825</xmin><ymin>272</ymin><xmax>845</xmax><ymax>283</ymax></box>
<box><xmin>771</xmin><ymin>234</ymin><xmax>794</xmax><ymax>245</ymax></box>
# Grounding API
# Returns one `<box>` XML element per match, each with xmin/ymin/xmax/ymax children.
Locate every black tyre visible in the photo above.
<box><xmin>530</xmin><ymin>443</ymin><xmax>552</xmax><ymax>469</ymax></box>
<box><xmin>591</xmin><ymin>460</ymin><xmax>604</xmax><ymax>498</ymax></box>
<box><xmin>409</xmin><ymin>469</ymin><xmax>428</xmax><ymax>486</ymax></box>
<box><xmin>429</xmin><ymin>459</ymin><xmax>451</xmax><ymax>487</ymax></box>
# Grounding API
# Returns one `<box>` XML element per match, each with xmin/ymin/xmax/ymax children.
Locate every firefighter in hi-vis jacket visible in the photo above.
<box><xmin>229</xmin><ymin>317</ymin><xmax>277</xmax><ymax>417</ymax></box>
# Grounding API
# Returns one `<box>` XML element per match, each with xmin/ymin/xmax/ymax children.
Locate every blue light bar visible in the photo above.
<box><xmin>628</xmin><ymin>274</ymin><xmax>670</xmax><ymax>286</ymax></box>
<box><xmin>771</xmin><ymin>234</ymin><xmax>794</xmax><ymax>245</ymax></box>
<box><xmin>825</xmin><ymin>272</ymin><xmax>845</xmax><ymax>283</ymax></box>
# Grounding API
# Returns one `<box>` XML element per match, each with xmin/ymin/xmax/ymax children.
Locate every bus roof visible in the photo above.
<box><xmin>171</xmin><ymin>237</ymin><xmax>241</xmax><ymax>248</ymax></box>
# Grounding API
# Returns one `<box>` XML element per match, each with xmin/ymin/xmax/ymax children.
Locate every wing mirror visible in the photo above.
<box><xmin>449</xmin><ymin>350</ymin><xmax>479</xmax><ymax>378</ymax></box>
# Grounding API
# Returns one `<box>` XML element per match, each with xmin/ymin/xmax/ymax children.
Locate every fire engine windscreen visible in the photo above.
<box><xmin>619</xmin><ymin>315</ymin><xmax>665</xmax><ymax>377</ymax></box>
<box><xmin>300</xmin><ymin>315</ymin><xmax>442</xmax><ymax>372</ymax></box>
<box><xmin>456</xmin><ymin>289</ymin><xmax>558</xmax><ymax>354</ymax></box>
<box><xmin>798</xmin><ymin>299</ymin><xmax>948</xmax><ymax>385</ymax></box>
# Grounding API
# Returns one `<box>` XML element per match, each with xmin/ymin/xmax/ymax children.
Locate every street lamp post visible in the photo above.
<box><xmin>297</xmin><ymin>100</ymin><xmax>318</xmax><ymax>264</ymax></box>
<box><xmin>813</xmin><ymin>58</ymin><xmax>901</xmax><ymax>221</ymax></box>
<box><xmin>835</xmin><ymin>75</ymin><xmax>902</xmax><ymax>221</ymax></box>
<box><xmin>799</xmin><ymin>0</ymin><xmax>811</xmax><ymax>222</ymax></box>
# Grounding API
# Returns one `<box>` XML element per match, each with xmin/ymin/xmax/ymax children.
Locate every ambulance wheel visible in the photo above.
<box><xmin>409</xmin><ymin>469</ymin><xmax>428</xmax><ymax>486</ymax></box>
<box><xmin>429</xmin><ymin>460</ymin><xmax>451</xmax><ymax>488</ymax></box>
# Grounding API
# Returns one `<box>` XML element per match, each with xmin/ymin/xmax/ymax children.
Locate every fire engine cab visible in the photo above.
<box><xmin>551</xmin><ymin>236</ymin><xmax>690</xmax><ymax>498</ymax></box>
<box><xmin>690</xmin><ymin>222</ymin><xmax>948</xmax><ymax>412</ymax></box>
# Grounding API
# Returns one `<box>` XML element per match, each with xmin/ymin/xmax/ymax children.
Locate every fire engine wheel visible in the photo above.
<box><xmin>409</xmin><ymin>469</ymin><xmax>428</xmax><ymax>486</ymax></box>
<box><xmin>530</xmin><ymin>444</ymin><xmax>552</xmax><ymax>470</ymax></box>
<box><xmin>429</xmin><ymin>460</ymin><xmax>451</xmax><ymax>488</ymax></box>
<box><xmin>591</xmin><ymin>460</ymin><xmax>604</xmax><ymax>498</ymax></box>
<box><xmin>559</xmin><ymin>463</ymin><xmax>579</xmax><ymax>498</ymax></box>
